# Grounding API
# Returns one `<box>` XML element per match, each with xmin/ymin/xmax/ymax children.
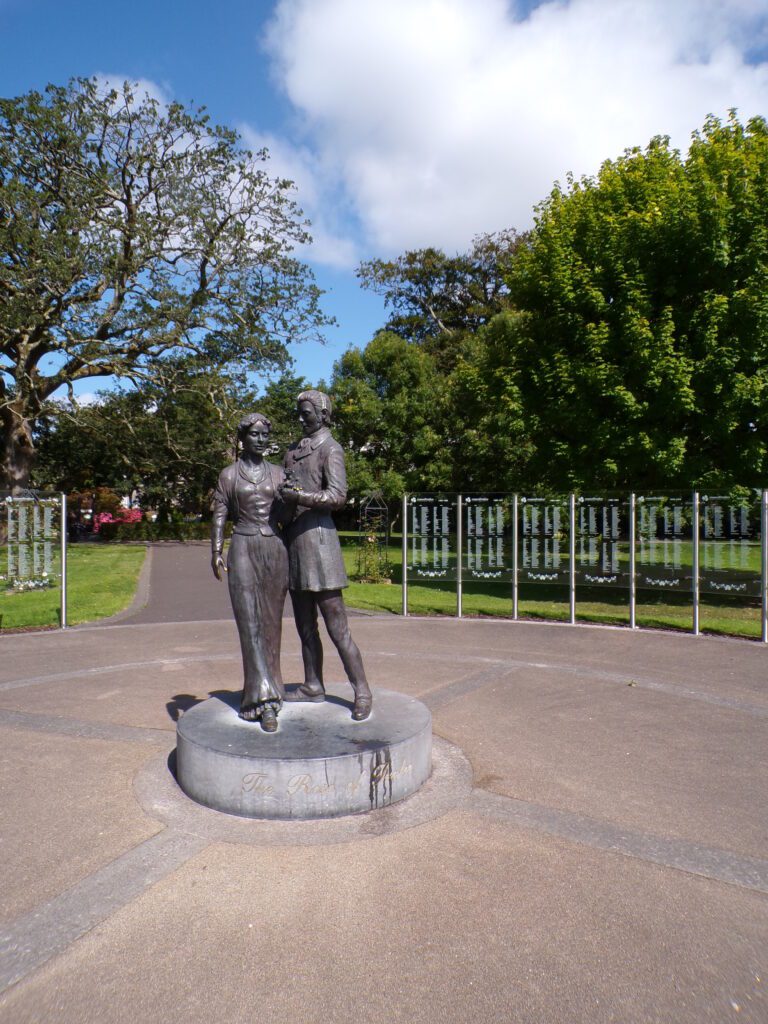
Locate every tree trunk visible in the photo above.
<box><xmin>0</xmin><ymin>405</ymin><xmax>36</xmax><ymax>494</ymax></box>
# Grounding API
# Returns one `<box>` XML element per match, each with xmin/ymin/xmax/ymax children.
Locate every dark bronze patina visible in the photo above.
<box><xmin>279</xmin><ymin>390</ymin><xmax>373</xmax><ymax>721</ymax></box>
<box><xmin>211</xmin><ymin>413</ymin><xmax>288</xmax><ymax>732</ymax></box>
<box><xmin>211</xmin><ymin>396</ymin><xmax>373</xmax><ymax>731</ymax></box>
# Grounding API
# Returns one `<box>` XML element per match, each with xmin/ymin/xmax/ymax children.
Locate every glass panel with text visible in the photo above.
<box><xmin>635</xmin><ymin>493</ymin><xmax>694</xmax><ymax>593</ymax></box>
<box><xmin>463</xmin><ymin>494</ymin><xmax>514</xmax><ymax>583</ymax></box>
<box><xmin>574</xmin><ymin>494</ymin><xmax>631</xmax><ymax>589</ymax></box>
<box><xmin>406</xmin><ymin>494</ymin><xmax>457</xmax><ymax>582</ymax></box>
<box><xmin>699</xmin><ymin>490</ymin><xmax>762</xmax><ymax>598</ymax></box>
<box><xmin>0</xmin><ymin>492</ymin><xmax>62</xmax><ymax>596</ymax></box>
<box><xmin>518</xmin><ymin>495</ymin><xmax>571</xmax><ymax>587</ymax></box>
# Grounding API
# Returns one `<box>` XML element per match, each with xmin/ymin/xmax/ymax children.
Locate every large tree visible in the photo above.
<box><xmin>357</xmin><ymin>230</ymin><xmax>523</xmax><ymax>370</ymax></box>
<box><xmin>0</xmin><ymin>78</ymin><xmax>328</xmax><ymax>492</ymax></box>
<box><xmin>485</xmin><ymin>113</ymin><xmax>768</xmax><ymax>490</ymax></box>
<box><xmin>342</xmin><ymin>115</ymin><xmax>768</xmax><ymax>496</ymax></box>
<box><xmin>254</xmin><ymin>368</ymin><xmax>311</xmax><ymax>457</ymax></box>
<box><xmin>338</xmin><ymin>231</ymin><xmax>528</xmax><ymax>495</ymax></box>
<box><xmin>35</xmin><ymin>359</ymin><xmax>261</xmax><ymax>514</ymax></box>
<box><xmin>330</xmin><ymin>330</ymin><xmax>452</xmax><ymax>498</ymax></box>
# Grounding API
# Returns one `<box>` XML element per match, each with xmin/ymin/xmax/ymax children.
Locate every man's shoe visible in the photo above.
<box><xmin>284</xmin><ymin>683</ymin><xmax>326</xmax><ymax>703</ymax></box>
<box><xmin>352</xmin><ymin>689</ymin><xmax>372</xmax><ymax>721</ymax></box>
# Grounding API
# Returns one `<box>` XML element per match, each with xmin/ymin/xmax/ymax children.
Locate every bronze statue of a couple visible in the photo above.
<box><xmin>210</xmin><ymin>389</ymin><xmax>373</xmax><ymax>733</ymax></box>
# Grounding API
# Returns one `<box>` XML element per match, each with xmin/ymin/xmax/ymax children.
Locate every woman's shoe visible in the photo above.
<box><xmin>260</xmin><ymin>706</ymin><xmax>278</xmax><ymax>732</ymax></box>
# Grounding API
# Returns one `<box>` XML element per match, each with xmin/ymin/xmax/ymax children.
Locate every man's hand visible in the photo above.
<box><xmin>279</xmin><ymin>482</ymin><xmax>300</xmax><ymax>505</ymax></box>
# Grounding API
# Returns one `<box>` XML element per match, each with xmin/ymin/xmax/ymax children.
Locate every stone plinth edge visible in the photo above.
<box><xmin>176</xmin><ymin>685</ymin><xmax>432</xmax><ymax>820</ymax></box>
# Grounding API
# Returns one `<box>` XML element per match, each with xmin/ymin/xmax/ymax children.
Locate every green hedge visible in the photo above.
<box><xmin>98</xmin><ymin>520</ymin><xmax>232</xmax><ymax>542</ymax></box>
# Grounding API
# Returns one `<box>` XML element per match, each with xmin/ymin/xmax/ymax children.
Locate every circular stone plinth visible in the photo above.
<box><xmin>176</xmin><ymin>684</ymin><xmax>432</xmax><ymax>820</ymax></box>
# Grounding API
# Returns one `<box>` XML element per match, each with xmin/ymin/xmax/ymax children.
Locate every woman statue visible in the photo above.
<box><xmin>211</xmin><ymin>413</ymin><xmax>289</xmax><ymax>732</ymax></box>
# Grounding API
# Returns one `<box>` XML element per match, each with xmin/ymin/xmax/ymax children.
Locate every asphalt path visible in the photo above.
<box><xmin>112</xmin><ymin>542</ymin><xmax>368</xmax><ymax>626</ymax></box>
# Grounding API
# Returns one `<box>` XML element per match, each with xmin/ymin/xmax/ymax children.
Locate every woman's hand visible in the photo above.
<box><xmin>211</xmin><ymin>552</ymin><xmax>227</xmax><ymax>580</ymax></box>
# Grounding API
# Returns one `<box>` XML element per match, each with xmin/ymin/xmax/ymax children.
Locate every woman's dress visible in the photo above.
<box><xmin>211</xmin><ymin>459</ymin><xmax>289</xmax><ymax>717</ymax></box>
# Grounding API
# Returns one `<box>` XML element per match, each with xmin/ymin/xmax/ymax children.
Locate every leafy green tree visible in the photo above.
<box><xmin>357</xmin><ymin>230</ymin><xmax>523</xmax><ymax>370</ymax></box>
<box><xmin>345</xmin><ymin>231</ymin><xmax>531</xmax><ymax>495</ymax></box>
<box><xmin>255</xmin><ymin>369</ymin><xmax>311</xmax><ymax>459</ymax></box>
<box><xmin>35</xmin><ymin>360</ymin><xmax>261</xmax><ymax>514</ymax></box>
<box><xmin>494</xmin><ymin>113</ymin><xmax>768</xmax><ymax>489</ymax></box>
<box><xmin>448</xmin><ymin>312</ymin><xmax>534</xmax><ymax>491</ymax></box>
<box><xmin>330</xmin><ymin>331</ymin><xmax>452</xmax><ymax>498</ymax></box>
<box><xmin>339</xmin><ymin>115</ymin><xmax>768</xmax><ymax>497</ymax></box>
<box><xmin>1</xmin><ymin>78</ymin><xmax>328</xmax><ymax>492</ymax></box>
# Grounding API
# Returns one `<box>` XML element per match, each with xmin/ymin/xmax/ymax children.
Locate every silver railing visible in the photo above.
<box><xmin>401</xmin><ymin>489</ymin><xmax>768</xmax><ymax>642</ymax></box>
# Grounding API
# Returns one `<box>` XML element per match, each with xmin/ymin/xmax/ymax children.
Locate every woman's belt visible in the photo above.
<box><xmin>232</xmin><ymin>524</ymin><xmax>277</xmax><ymax>537</ymax></box>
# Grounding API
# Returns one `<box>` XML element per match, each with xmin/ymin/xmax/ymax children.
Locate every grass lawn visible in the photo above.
<box><xmin>339</xmin><ymin>533</ymin><xmax>765</xmax><ymax>641</ymax></box>
<box><xmin>2</xmin><ymin>532</ymin><xmax>761</xmax><ymax>640</ymax></box>
<box><xmin>0</xmin><ymin>544</ymin><xmax>147</xmax><ymax>631</ymax></box>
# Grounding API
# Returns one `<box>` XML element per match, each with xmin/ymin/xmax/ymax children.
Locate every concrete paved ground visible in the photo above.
<box><xmin>1</xmin><ymin>544</ymin><xmax>767</xmax><ymax>1023</ymax></box>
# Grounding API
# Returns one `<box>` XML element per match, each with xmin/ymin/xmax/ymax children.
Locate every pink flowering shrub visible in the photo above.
<box><xmin>93</xmin><ymin>508</ymin><xmax>143</xmax><ymax>534</ymax></box>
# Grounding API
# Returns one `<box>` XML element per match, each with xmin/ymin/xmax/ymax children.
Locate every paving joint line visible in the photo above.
<box><xmin>415</xmin><ymin>656</ymin><xmax>768</xmax><ymax>718</ymax></box>
<box><xmin>3</xmin><ymin>646</ymin><xmax>765</xmax><ymax>720</ymax></box>
<box><xmin>472</xmin><ymin>788</ymin><xmax>768</xmax><ymax>895</ymax></box>
<box><xmin>0</xmin><ymin>709</ymin><xmax>174</xmax><ymax>746</ymax></box>
<box><xmin>0</xmin><ymin>653</ymin><xmax>238</xmax><ymax>693</ymax></box>
<box><xmin>0</xmin><ymin>828</ymin><xmax>208</xmax><ymax>996</ymax></box>
<box><xmin>421</xmin><ymin>667</ymin><xmax>519</xmax><ymax>711</ymax></box>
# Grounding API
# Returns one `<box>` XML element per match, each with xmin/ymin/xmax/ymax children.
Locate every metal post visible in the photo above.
<box><xmin>629</xmin><ymin>492</ymin><xmax>637</xmax><ymax>629</ymax></box>
<box><xmin>60</xmin><ymin>492</ymin><xmax>68</xmax><ymax>630</ymax></box>
<box><xmin>512</xmin><ymin>493</ymin><xmax>519</xmax><ymax>620</ymax></box>
<box><xmin>761</xmin><ymin>489</ymin><xmax>767</xmax><ymax>644</ymax></box>
<box><xmin>692</xmin><ymin>490</ymin><xmax>700</xmax><ymax>636</ymax></box>
<box><xmin>569</xmin><ymin>493</ymin><xmax>576</xmax><ymax>624</ymax></box>
<box><xmin>456</xmin><ymin>494</ymin><xmax>463</xmax><ymax>618</ymax></box>
<box><xmin>401</xmin><ymin>493</ymin><xmax>408</xmax><ymax>617</ymax></box>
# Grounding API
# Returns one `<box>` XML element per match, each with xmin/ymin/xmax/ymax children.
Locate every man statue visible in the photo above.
<box><xmin>279</xmin><ymin>389</ymin><xmax>373</xmax><ymax>721</ymax></box>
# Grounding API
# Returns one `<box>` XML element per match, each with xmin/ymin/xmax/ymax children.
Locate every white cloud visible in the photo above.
<box><xmin>263</xmin><ymin>0</ymin><xmax>768</xmax><ymax>258</ymax></box>
<box><xmin>67</xmin><ymin>391</ymin><xmax>101</xmax><ymax>407</ymax></box>
<box><xmin>92</xmin><ymin>73</ymin><xmax>173</xmax><ymax>108</ymax></box>
<box><xmin>239</xmin><ymin>127</ymin><xmax>359</xmax><ymax>268</ymax></box>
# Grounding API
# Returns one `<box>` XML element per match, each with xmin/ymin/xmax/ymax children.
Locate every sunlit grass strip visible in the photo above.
<box><xmin>339</xmin><ymin>535</ymin><xmax>763</xmax><ymax>640</ymax></box>
<box><xmin>345</xmin><ymin>580</ymin><xmax>763</xmax><ymax>639</ymax></box>
<box><xmin>0</xmin><ymin>545</ymin><xmax>147</xmax><ymax>630</ymax></box>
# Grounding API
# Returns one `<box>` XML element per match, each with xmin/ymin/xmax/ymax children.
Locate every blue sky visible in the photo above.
<box><xmin>2</xmin><ymin>0</ymin><xmax>768</xmax><ymax>400</ymax></box>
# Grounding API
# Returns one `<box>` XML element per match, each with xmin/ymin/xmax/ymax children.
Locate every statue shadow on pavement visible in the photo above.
<box><xmin>166</xmin><ymin>690</ymin><xmax>233</xmax><ymax>722</ymax></box>
<box><xmin>166</xmin><ymin>688</ymin><xmax>353</xmax><ymax>724</ymax></box>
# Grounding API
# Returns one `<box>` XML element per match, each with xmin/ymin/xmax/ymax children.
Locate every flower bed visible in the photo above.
<box><xmin>93</xmin><ymin>508</ymin><xmax>144</xmax><ymax>533</ymax></box>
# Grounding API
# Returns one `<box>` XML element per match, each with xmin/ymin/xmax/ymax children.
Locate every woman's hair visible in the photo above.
<box><xmin>237</xmin><ymin>412</ymin><xmax>272</xmax><ymax>439</ymax></box>
<box><xmin>297</xmin><ymin>389</ymin><xmax>332</xmax><ymax>420</ymax></box>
